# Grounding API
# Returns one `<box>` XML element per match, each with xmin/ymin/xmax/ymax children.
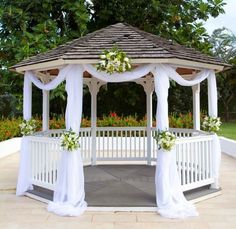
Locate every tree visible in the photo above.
<box><xmin>209</xmin><ymin>28</ymin><xmax>236</xmax><ymax>121</ymax></box>
<box><xmin>88</xmin><ymin>0</ymin><xmax>226</xmax><ymax>116</ymax></box>
<box><xmin>0</xmin><ymin>0</ymin><xmax>89</xmax><ymax>116</ymax></box>
<box><xmin>89</xmin><ymin>0</ymin><xmax>225</xmax><ymax>52</ymax></box>
<box><xmin>0</xmin><ymin>0</ymin><xmax>227</xmax><ymax>118</ymax></box>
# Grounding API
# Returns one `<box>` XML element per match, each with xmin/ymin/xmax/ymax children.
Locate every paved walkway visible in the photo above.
<box><xmin>0</xmin><ymin>153</ymin><xmax>236</xmax><ymax>229</ymax></box>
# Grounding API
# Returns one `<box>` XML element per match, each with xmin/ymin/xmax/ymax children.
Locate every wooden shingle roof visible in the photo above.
<box><xmin>13</xmin><ymin>23</ymin><xmax>229</xmax><ymax>71</ymax></box>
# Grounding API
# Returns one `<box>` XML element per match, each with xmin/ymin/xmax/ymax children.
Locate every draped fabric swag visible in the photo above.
<box><xmin>16</xmin><ymin>63</ymin><xmax>221</xmax><ymax>218</ymax></box>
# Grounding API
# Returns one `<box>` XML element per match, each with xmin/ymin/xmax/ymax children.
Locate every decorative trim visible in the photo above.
<box><xmin>14</xmin><ymin>58</ymin><xmax>224</xmax><ymax>74</ymax></box>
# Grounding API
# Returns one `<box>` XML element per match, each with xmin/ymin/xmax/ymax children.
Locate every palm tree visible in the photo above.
<box><xmin>210</xmin><ymin>28</ymin><xmax>236</xmax><ymax>121</ymax></box>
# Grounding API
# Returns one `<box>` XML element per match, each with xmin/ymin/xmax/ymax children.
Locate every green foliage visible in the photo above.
<box><xmin>218</xmin><ymin>122</ymin><xmax>236</xmax><ymax>140</ymax></box>
<box><xmin>0</xmin><ymin>0</ymin><xmax>90</xmax><ymax>117</ymax></box>
<box><xmin>0</xmin><ymin>93</ymin><xmax>20</xmax><ymax>117</ymax></box>
<box><xmin>0</xmin><ymin>0</ymin><xmax>229</xmax><ymax>119</ymax></box>
<box><xmin>169</xmin><ymin>112</ymin><xmax>194</xmax><ymax>129</ymax></box>
<box><xmin>89</xmin><ymin>0</ymin><xmax>225</xmax><ymax>52</ymax></box>
<box><xmin>0</xmin><ymin>117</ymin><xmax>22</xmax><ymax>141</ymax></box>
<box><xmin>209</xmin><ymin>28</ymin><xmax>236</xmax><ymax>121</ymax></box>
<box><xmin>0</xmin><ymin>112</ymin><xmax>198</xmax><ymax>141</ymax></box>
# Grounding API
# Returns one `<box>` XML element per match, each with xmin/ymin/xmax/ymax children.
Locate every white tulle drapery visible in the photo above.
<box><xmin>16</xmin><ymin>76</ymin><xmax>33</xmax><ymax>196</ymax></box>
<box><xmin>48</xmin><ymin>65</ymin><xmax>87</xmax><ymax>216</ymax></box>
<box><xmin>16</xmin><ymin>65</ymin><xmax>87</xmax><ymax>216</ymax></box>
<box><xmin>152</xmin><ymin>64</ymin><xmax>220</xmax><ymax>218</ymax></box>
<box><xmin>153</xmin><ymin>66</ymin><xmax>199</xmax><ymax>218</ymax></box>
<box><xmin>208</xmin><ymin>72</ymin><xmax>221</xmax><ymax>189</ymax></box>
<box><xmin>83</xmin><ymin>64</ymin><xmax>154</xmax><ymax>82</ymax></box>
<box><xmin>17</xmin><ymin>63</ymin><xmax>221</xmax><ymax>219</ymax></box>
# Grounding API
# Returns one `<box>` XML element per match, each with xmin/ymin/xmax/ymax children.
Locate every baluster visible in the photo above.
<box><xmin>195</xmin><ymin>141</ymin><xmax>198</xmax><ymax>182</ymax></box>
<box><xmin>97</xmin><ymin>129</ymin><xmax>100</xmax><ymax>160</ymax></box>
<box><xmin>199</xmin><ymin>141</ymin><xmax>202</xmax><ymax>181</ymax></box>
<box><xmin>116</xmin><ymin>130</ymin><xmax>119</xmax><ymax>158</ymax></box>
<box><xmin>187</xmin><ymin>141</ymin><xmax>190</xmax><ymax>185</ymax></box>
<box><xmin>182</xmin><ymin>142</ymin><xmax>186</xmax><ymax>186</ymax></box>
<box><xmin>124</xmin><ymin>130</ymin><xmax>127</xmax><ymax>158</ymax></box>
<box><xmin>139</xmin><ymin>130</ymin><xmax>141</xmax><ymax>158</ymax></box>
<box><xmin>206</xmin><ymin>139</ymin><xmax>209</xmax><ymax>179</ymax></box>
<box><xmin>190</xmin><ymin>141</ymin><xmax>193</xmax><ymax>183</ymax></box>
<box><xmin>111</xmin><ymin>130</ymin><xmax>114</xmax><ymax>158</ymax></box>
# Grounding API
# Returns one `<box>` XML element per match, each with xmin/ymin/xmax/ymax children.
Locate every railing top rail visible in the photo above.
<box><xmin>32</xmin><ymin>127</ymin><xmax>92</xmax><ymax>136</ymax></box>
<box><xmin>175</xmin><ymin>134</ymin><xmax>214</xmax><ymax>143</ymax></box>
<box><xmin>96</xmin><ymin>126</ymin><xmax>147</xmax><ymax>131</ymax></box>
<box><xmin>31</xmin><ymin>126</ymin><xmax>213</xmax><ymax>139</ymax></box>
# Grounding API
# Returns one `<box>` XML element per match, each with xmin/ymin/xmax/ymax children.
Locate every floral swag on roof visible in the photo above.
<box><xmin>96</xmin><ymin>47</ymin><xmax>132</xmax><ymax>74</ymax></box>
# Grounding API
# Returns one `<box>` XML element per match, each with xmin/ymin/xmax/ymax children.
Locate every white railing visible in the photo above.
<box><xmin>96</xmin><ymin>127</ymin><xmax>147</xmax><ymax>161</ymax></box>
<box><xmin>175</xmin><ymin>135</ymin><xmax>214</xmax><ymax>191</ymax></box>
<box><xmin>30</xmin><ymin>128</ymin><xmax>91</xmax><ymax>189</ymax></box>
<box><xmin>28</xmin><ymin>127</ymin><xmax>215</xmax><ymax>191</ymax></box>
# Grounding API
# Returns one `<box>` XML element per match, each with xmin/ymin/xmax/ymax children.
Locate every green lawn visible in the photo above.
<box><xmin>218</xmin><ymin>122</ymin><xmax>236</xmax><ymax>140</ymax></box>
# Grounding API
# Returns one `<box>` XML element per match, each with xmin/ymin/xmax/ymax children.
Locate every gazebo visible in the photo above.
<box><xmin>12</xmin><ymin>23</ymin><xmax>228</xmax><ymax>218</ymax></box>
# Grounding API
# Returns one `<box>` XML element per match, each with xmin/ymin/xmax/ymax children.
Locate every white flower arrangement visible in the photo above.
<box><xmin>153</xmin><ymin>130</ymin><xmax>176</xmax><ymax>151</ymax></box>
<box><xmin>19</xmin><ymin>119</ymin><xmax>37</xmax><ymax>136</ymax></box>
<box><xmin>202</xmin><ymin>116</ymin><xmax>221</xmax><ymax>133</ymax></box>
<box><xmin>60</xmin><ymin>129</ymin><xmax>80</xmax><ymax>152</ymax></box>
<box><xmin>96</xmin><ymin>47</ymin><xmax>132</xmax><ymax>74</ymax></box>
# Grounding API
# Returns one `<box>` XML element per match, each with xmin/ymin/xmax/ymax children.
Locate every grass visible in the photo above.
<box><xmin>218</xmin><ymin>121</ymin><xmax>236</xmax><ymax>140</ymax></box>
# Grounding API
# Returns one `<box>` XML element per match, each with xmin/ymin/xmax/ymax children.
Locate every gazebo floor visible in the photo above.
<box><xmin>28</xmin><ymin>165</ymin><xmax>220</xmax><ymax>207</ymax></box>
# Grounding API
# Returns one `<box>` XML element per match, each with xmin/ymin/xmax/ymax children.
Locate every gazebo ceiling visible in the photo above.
<box><xmin>12</xmin><ymin>23</ymin><xmax>230</xmax><ymax>73</ymax></box>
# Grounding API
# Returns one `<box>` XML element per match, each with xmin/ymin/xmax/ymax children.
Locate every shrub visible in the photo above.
<box><xmin>0</xmin><ymin>117</ymin><xmax>22</xmax><ymax>141</ymax></box>
<box><xmin>0</xmin><ymin>112</ymin><xmax>201</xmax><ymax>142</ymax></box>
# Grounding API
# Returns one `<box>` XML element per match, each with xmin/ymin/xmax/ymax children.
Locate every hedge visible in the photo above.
<box><xmin>0</xmin><ymin>112</ymin><xmax>195</xmax><ymax>142</ymax></box>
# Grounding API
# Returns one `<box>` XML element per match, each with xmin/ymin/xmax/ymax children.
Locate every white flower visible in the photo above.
<box><xmin>99</xmin><ymin>60</ymin><xmax>106</xmax><ymax>66</ymax></box>
<box><xmin>97</xmin><ymin>48</ymin><xmax>132</xmax><ymax>74</ymax></box>
<box><xmin>202</xmin><ymin>116</ymin><xmax>221</xmax><ymax>133</ymax></box>
<box><xmin>60</xmin><ymin>129</ymin><xmax>80</xmax><ymax>152</ymax></box>
<box><xmin>19</xmin><ymin>119</ymin><xmax>37</xmax><ymax>136</ymax></box>
<box><xmin>100</xmin><ymin>54</ymin><xmax>106</xmax><ymax>59</ymax></box>
<box><xmin>154</xmin><ymin>130</ymin><xmax>176</xmax><ymax>151</ymax></box>
<box><xmin>124</xmin><ymin>57</ymin><xmax>129</xmax><ymax>62</ymax></box>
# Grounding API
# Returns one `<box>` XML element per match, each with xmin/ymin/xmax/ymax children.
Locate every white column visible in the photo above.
<box><xmin>192</xmin><ymin>84</ymin><xmax>200</xmax><ymax>130</ymax></box>
<box><xmin>85</xmin><ymin>78</ymin><xmax>106</xmax><ymax>165</ymax></box>
<box><xmin>23</xmin><ymin>75</ymin><xmax>32</xmax><ymax>120</ymax></box>
<box><xmin>207</xmin><ymin>71</ymin><xmax>220</xmax><ymax>189</ymax></box>
<box><xmin>207</xmin><ymin>72</ymin><xmax>218</xmax><ymax>117</ymax></box>
<box><xmin>42</xmin><ymin>90</ymin><xmax>50</xmax><ymax>131</ymax></box>
<box><xmin>146</xmin><ymin>90</ymin><xmax>153</xmax><ymax>165</ymax></box>
<box><xmin>145</xmin><ymin>76</ymin><xmax>154</xmax><ymax>165</ymax></box>
<box><xmin>134</xmin><ymin>75</ymin><xmax>154</xmax><ymax>165</ymax></box>
<box><xmin>91</xmin><ymin>88</ymin><xmax>97</xmax><ymax>165</ymax></box>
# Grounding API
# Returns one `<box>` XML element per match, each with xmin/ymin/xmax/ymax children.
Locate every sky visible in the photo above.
<box><xmin>204</xmin><ymin>0</ymin><xmax>236</xmax><ymax>35</ymax></box>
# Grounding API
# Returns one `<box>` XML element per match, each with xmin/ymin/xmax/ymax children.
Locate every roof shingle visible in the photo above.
<box><xmin>13</xmin><ymin>23</ymin><xmax>228</xmax><ymax>69</ymax></box>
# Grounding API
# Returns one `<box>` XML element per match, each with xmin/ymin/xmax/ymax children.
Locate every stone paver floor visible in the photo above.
<box><xmin>0</xmin><ymin>152</ymin><xmax>236</xmax><ymax>229</ymax></box>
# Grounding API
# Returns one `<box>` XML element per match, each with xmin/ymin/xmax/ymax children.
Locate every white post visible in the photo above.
<box><xmin>91</xmin><ymin>88</ymin><xmax>97</xmax><ymax>166</ymax></box>
<box><xmin>207</xmin><ymin>72</ymin><xmax>218</xmax><ymax>117</ymax></box>
<box><xmin>146</xmin><ymin>90</ymin><xmax>153</xmax><ymax>165</ymax></box>
<box><xmin>207</xmin><ymin>72</ymin><xmax>220</xmax><ymax>189</ymax></box>
<box><xmin>23</xmin><ymin>74</ymin><xmax>32</xmax><ymax>120</ymax></box>
<box><xmin>85</xmin><ymin>78</ymin><xmax>106</xmax><ymax>165</ymax></box>
<box><xmin>192</xmin><ymin>84</ymin><xmax>200</xmax><ymax>130</ymax></box>
<box><xmin>134</xmin><ymin>75</ymin><xmax>154</xmax><ymax>165</ymax></box>
<box><xmin>42</xmin><ymin>90</ymin><xmax>50</xmax><ymax>131</ymax></box>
